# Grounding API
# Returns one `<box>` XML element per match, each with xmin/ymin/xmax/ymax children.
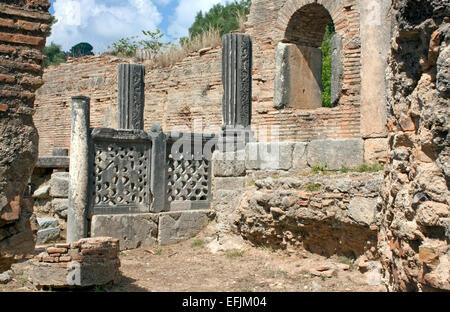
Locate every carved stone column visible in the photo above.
<box><xmin>118</xmin><ymin>64</ymin><xmax>145</xmax><ymax>130</ymax></box>
<box><xmin>68</xmin><ymin>96</ymin><xmax>91</xmax><ymax>243</ymax></box>
<box><xmin>221</xmin><ymin>34</ymin><xmax>253</xmax><ymax>151</ymax></box>
<box><xmin>222</xmin><ymin>34</ymin><xmax>252</xmax><ymax>128</ymax></box>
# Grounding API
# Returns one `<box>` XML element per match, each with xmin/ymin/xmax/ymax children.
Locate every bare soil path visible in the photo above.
<box><xmin>1</xmin><ymin>224</ymin><xmax>386</xmax><ymax>292</ymax></box>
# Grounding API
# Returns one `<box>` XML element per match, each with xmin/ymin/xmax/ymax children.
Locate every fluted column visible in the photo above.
<box><xmin>222</xmin><ymin>34</ymin><xmax>253</xmax><ymax>128</ymax></box>
<box><xmin>118</xmin><ymin>64</ymin><xmax>145</xmax><ymax>130</ymax></box>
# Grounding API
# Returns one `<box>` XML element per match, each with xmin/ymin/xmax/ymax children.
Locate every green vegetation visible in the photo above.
<box><xmin>191</xmin><ymin>239</ymin><xmax>205</xmax><ymax>248</ymax></box>
<box><xmin>337</xmin><ymin>255</ymin><xmax>357</xmax><ymax>270</ymax></box>
<box><xmin>311</xmin><ymin>165</ymin><xmax>327</xmax><ymax>174</ymax></box>
<box><xmin>68</xmin><ymin>42</ymin><xmax>94</xmax><ymax>58</ymax></box>
<box><xmin>188</xmin><ymin>0</ymin><xmax>251</xmax><ymax>39</ymax></box>
<box><xmin>259</xmin><ymin>245</ymin><xmax>275</xmax><ymax>253</ymax></box>
<box><xmin>154</xmin><ymin>248</ymin><xmax>163</xmax><ymax>255</ymax></box>
<box><xmin>311</xmin><ymin>163</ymin><xmax>384</xmax><ymax>175</ymax></box>
<box><xmin>225</xmin><ymin>249</ymin><xmax>245</xmax><ymax>259</ymax></box>
<box><xmin>107</xmin><ymin>29</ymin><xmax>164</xmax><ymax>57</ymax></box>
<box><xmin>43</xmin><ymin>42</ymin><xmax>67</xmax><ymax>67</ymax></box>
<box><xmin>306</xmin><ymin>183</ymin><xmax>322</xmax><ymax>192</ymax></box>
<box><xmin>356</xmin><ymin>163</ymin><xmax>385</xmax><ymax>173</ymax></box>
<box><xmin>46</xmin><ymin>15</ymin><xmax>57</xmax><ymax>38</ymax></box>
<box><xmin>320</xmin><ymin>22</ymin><xmax>336</xmax><ymax>108</ymax></box>
<box><xmin>94</xmin><ymin>285</ymin><xmax>107</xmax><ymax>292</ymax></box>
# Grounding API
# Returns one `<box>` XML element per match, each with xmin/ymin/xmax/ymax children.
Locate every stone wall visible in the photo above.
<box><xmin>211</xmin><ymin>140</ymin><xmax>381</xmax><ymax>263</ymax></box>
<box><xmin>34</xmin><ymin>0</ymin><xmax>391</xmax><ymax>158</ymax></box>
<box><xmin>378</xmin><ymin>0</ymin><xmax>449</xmax><ymax>291</ymax></box>
<box><xmin>31</xmin><ymin>169</ymin><xmax>69</xmax><ymax>243</ymax></box>
<box><xmin>0</xmin><ymin>0</ymin><xmax>50</xmax><ymax>272</ymax></box>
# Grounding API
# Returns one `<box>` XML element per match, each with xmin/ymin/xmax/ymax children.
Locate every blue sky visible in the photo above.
<box><xmin>48</xmin><ymin>0</ymin><xmax>228</xmax><ymax>53</ymax></box>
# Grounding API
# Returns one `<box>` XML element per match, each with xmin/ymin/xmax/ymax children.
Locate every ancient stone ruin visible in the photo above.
<box><xmin>0</xmin><ymin>0</ymin><xmax>448</xmax><ymax>292</ymax></box>
<box><xmin>0</xmin><ymin>0</ymin><xmax>50</xmax><ymax>273</ymax></box>
<box><xmin>31</xmin><ymin>237</ymin><xmax>121</xmax><ymax>289</ymax></box>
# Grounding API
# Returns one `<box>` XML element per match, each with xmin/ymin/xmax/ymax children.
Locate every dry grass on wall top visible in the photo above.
<box><xmin>136</xmin><ymin>28</ymin><xmax>222</xmax><ymax>69</ymax></box>
<box><xmin>136</xmin><ymin>12</ymin><xmax>247</xmax><ymax>69</ymax></box>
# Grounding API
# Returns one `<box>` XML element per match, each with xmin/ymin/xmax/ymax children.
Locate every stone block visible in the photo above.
<box><xmin>274</xmin><ymin>43</ymin><xmax>322</xmax><ymax>109</ymax></box>
<box><xmin>158</xmin><ymin>210</ymin><xmax>214</xmax><ymax>245</ymax></box>
<box><xmin>52</xmin><ymin>198</ymin><xmax>68</xmax><ymax>219</ymax></box>
<box><xmin>292</xmin><ymin>142</ymin><xmax>308</xmax><ymax>171</ymax></box>
<box><xmin>37</xmin><ymin>217</ymin><xmax>58</xmax><ymax>229</ymax></box>
<box><xmin>91</xmin><ymin>214</ymin><xmax>158</xmax><ymax>251</ymax></box>
<box><xmin>347</xmin><ymin>197</ymin><xmax>377</xmax><ymax>225</ymax></box>
<box><xmin>213</xmin><ymin>190</ymin><xmax>243</xmax><ymax>234</ymax></box>
<box><xmin>364</xmin><ymin>138</ymin><xmax>388</xmax><ymax>164</ymax></box>
<box><xmin>306</xmin><ymin>138</ymin><xmax>364</xmax><ymax>170</ymax></box>
<box><xmin>212</xmin><ymin>150</ymin><xmax>246</xmax><ymax>177</ymax></box>
<box><xmin>50</xmin><ymin>172</ymin><xmax>69</xmax><ymax>198</ymax></box>
<box><xmin>0</xmin><ymin>269</ymin><xmax>13</xmax><ymax>284</ymax></box>
<box><xmin>37</xmin><ymin>227</ymin><xmax>60</xmax><ymax>244</ymax></box>
<box><xmin>32</xmin><ymin>183</ymin><xmax>50</xmax><ymax>199</ymax></box>
<box><xmin>245</xmin><ymin>142</ymin><xmax>294</xmax><ymax>171</ymax></box>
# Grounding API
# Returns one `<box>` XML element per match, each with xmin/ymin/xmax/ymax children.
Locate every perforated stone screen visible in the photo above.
<box><xmin>90</xmin><ymin>129</ymin><xmax>152</xmax><ymax>215</ymax></box>
<box><xmin>165</xmin><ymin>133</ymin><xmax>216</xmax><ymax>207</ymax></box>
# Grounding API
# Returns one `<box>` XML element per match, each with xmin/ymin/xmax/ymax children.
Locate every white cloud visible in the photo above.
<box><xmin>167</xmin><ymin>0</ymin><xmax>228</xmax><ymax>40</ymax></box>
<box><xmin>48</xmin><ymin>0</ymin><xmax>163</xmax><ymax>53</ymax></box>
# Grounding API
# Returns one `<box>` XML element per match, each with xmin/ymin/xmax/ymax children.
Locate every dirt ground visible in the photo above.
<box><xmin>1</xmin><ymin>224</ymin><xmax>386</xmax><ymax>292</ymax></box>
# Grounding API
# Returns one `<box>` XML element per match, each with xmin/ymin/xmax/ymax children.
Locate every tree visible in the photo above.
<box><xmin>188</xmin><ymin>0</ymin><xmax>251</xmax><ymax>38</ymax></box>
<box><xmin>320</xmin><ymin>22</ymin><xmax>335</xmax><ymax>108</ymax></box>
<box><xmin>140</xmin><ymin>29</ymin><xmax>164</xmax><ymax>54</ymax></box>
<box><xmin>43</xmin><ymin>42</ymin><xmax>67</xmax><ymax>67</ymax></box>
<box><xmin>47</xmin><ymin>15</ymin><xmax>57</xmax><ymax>38</ymax></box>
<box><xmin>107</xmin><ymin>29</ymin><xmax>165</xmax><ymax>57</ymax></box>
<box><xmin>69</xmin><ymin>42</ymin><xmax>94</xmax><ymax>58</ymax></box>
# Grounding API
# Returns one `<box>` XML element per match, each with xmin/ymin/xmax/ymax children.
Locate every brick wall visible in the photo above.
<box><xmin>34</xmin><ymin>0</ymin><xmax>388</xmax><ymax>156</ymax></box>
<box><xmin>0</xmin><ymin>0</ymin><xmax>50</xmax><ymax>272</ymax></box>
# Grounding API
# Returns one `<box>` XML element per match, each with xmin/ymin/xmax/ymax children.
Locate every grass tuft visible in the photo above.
<box><xmin>226</xmin><ymin>249</ymin><xmax>245</xmax><ymax>259</ymax></box>
<box><xmin>191</xmin><ymin>239</ymin><xmax>205</xmax><ymax>248</ymax></box>
<box><xmin>306</xmin><ymin>183</ymin><xmax>322</xmax><ymax>192</ymax></box>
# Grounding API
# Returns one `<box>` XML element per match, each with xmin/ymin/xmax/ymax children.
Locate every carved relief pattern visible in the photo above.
<box><xmin>240</xmin><ymin>37</ymin><xmax>251</xmax><ymax>127</ymax></box>
<box><xmin>92</xmin><ymin>142</ymin><xmax>150</xmax><ymax>208</ymax></box>
<box><xmin>131</xmin><ymin>69</ymin><xmax>144</xmax><ymax>130</ymax></box>
<box><xmin>166</xmin><ymin>153</ymin><xmax>210</xmax><ymax>202</ymax></box>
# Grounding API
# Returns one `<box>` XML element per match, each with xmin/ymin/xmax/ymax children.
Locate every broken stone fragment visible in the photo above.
<box><xmin>37</xmin><ymin>217</ymin><xmax>60</xmax><ymax>244</ymax></box>
<box><xmin>32</xmin><ymin>183</ymin><xmax>50</xmax><ymax>199</ymax></box>
<box><xmin>0</xmin><ymin>270</ymin><xmax>13</xmax><ymax>284</ymax></box>
<box><xmin>50</xmin><ymin>172</ymin><xmax>69</xmax><ymax>198</ymax></box>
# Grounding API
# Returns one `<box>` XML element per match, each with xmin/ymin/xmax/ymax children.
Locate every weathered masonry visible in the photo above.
<box><xmin>0</xmin><ymin>0</ymin><xmax>50</xmax><ymax>272</ymax></box>
<box><xmin>34</xmin><ymin>0</ymin><xmax>392</xmax><ymax>163</ymax></box>
<box><xmin>23</xmin><ymin>0</ymin><xmax>449</xmax><ymax>292</ymax></box>
<box><xmin>66</xmin><ymin>34</ymin><xmax>253</xmax><ymax>246</ymax></box>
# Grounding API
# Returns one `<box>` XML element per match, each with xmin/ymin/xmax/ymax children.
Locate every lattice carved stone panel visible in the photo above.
<box><xmin>92</xmin><ymin>141</ymin><xmax>151</xmax><ymax>213</ymax></box>
<box><xmin>166</xmin><ymin>154</ymin><xmax>210</xmax><ymax>202</ymax></box>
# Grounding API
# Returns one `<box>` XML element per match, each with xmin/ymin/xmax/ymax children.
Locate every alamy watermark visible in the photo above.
<box><xmin>155</xmin><ymin>118</ymin><xmax>283</xmax><ymax>165</ymax></box>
